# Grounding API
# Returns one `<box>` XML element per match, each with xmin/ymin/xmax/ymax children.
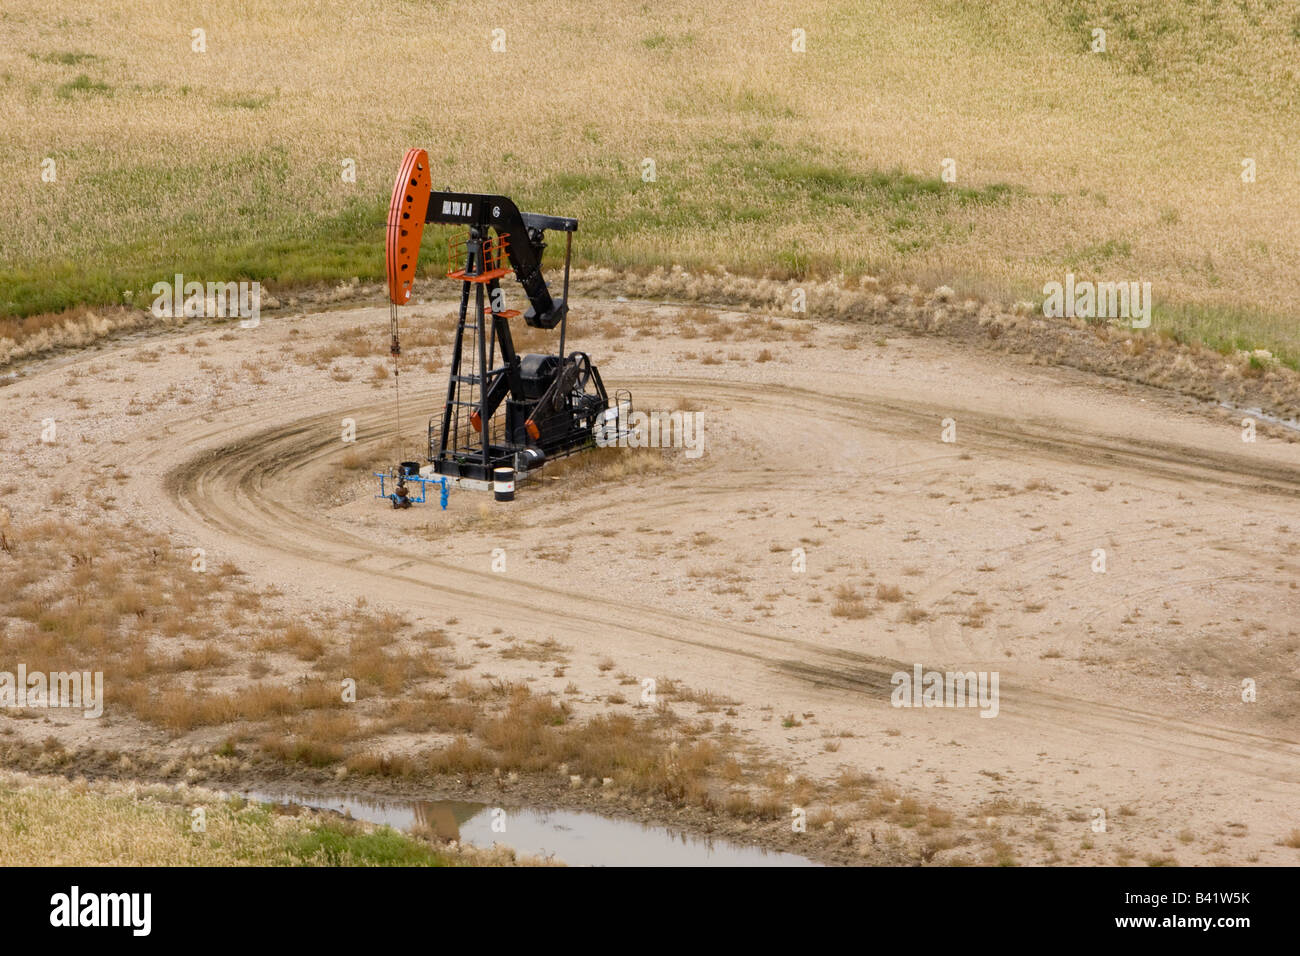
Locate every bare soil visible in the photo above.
<box><xmin>2</xmin><ymin>293</ymin><xmax>1298</xmax><ymax>866</ymax></box>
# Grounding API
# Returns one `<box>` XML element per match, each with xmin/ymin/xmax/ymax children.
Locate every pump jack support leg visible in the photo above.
<box><xmin>475</xmin><ymin>282</ymin><xmax>490</xmax><ymax>474</ymax></box>
<box><xmin>471</xmin><ymin>370</ymin><xmax>511</xmax><ymax>433</ymax></box>
<box><xmin>558</xmin><ymin>232</ymin><xmax>572</xmax><ymax>362</ymax></box>
<box><xmin>494</xmin><ymin>317</ymin><xmax>524</xmax><ymax>397</ymax></box>
<box><xmin>486</xmin><ymin>278</ymin><xmax>525</xmax><ymax>396</ymax></box>
<box><xmin>468</xmin><ymin>278</ymin><xmax>526</xmax><ymax>435</ymax></box>
<box><xmin>439</xmin><ymin>278</ymin><xmax>473</xmax><ymax>458</ymax></box>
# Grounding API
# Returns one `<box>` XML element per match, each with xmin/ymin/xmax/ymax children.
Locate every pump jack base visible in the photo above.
<box><xmin>427</xmin><ymin>470</ymin><xmax>534</xmax><ymax>494</ymax></box>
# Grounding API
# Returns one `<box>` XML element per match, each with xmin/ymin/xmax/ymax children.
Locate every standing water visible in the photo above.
<box><xmin>245</xmin><ymin>790</ymin><xmax>819</xmax><ymax>867</ymax></box>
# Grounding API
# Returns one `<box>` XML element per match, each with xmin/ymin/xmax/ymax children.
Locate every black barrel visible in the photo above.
<box><xmin>399</xmin><ymin>460</ymin><xmax>421</xmax><ymax>477</ymax></box>
<box><xmin>493</xmin><ymin>467</ymin><xmax>515</xmax><ymax>502</ymax></box>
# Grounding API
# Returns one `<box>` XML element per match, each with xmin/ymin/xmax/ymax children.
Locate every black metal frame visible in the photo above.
<box><xmin>422</xmin><ymin>198</ymin><xmax>620</xmax><ymax>483</ymax></box>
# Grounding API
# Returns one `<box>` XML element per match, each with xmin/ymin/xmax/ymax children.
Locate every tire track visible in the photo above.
<box><xmin>160</xmin><ymin>374</ymin><xmax>1300</xmax><ymax>783</ymax></box>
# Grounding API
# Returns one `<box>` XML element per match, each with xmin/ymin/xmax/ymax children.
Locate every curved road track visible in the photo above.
<box><xmin>26</xmin><ymin>300</ymin><xmax>1300</xmax><ymax>859</ymax></box>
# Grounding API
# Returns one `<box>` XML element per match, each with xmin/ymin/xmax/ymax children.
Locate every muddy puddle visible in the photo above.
<box><xmin>245</xmin><ymin>790</ymin><xmax>818</xmax><ymax>867</ymax></box>
<box><xmin>1218</xmin><ymin>400</ymin><xmax>1300</xmax><ymax>434</ymax></box>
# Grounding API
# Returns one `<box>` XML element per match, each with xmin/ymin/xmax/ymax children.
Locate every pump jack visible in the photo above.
<box><xmin>385</xmin><ymin>148</ymin><xmax>629</xmax><ymax>486</ymax></box>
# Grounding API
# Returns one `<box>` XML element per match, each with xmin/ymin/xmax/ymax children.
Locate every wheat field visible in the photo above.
<box><xmin>1</xmin><ymin>0</ymin><xmax>1297</xmax><ymax>359</ymax></box>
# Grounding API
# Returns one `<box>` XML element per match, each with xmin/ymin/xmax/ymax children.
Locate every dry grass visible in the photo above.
<box><xmin>0</xmin><ymin>517</ymin><xmax>992</xmax><ymax>860</ymax></box>
<box><xmin>538</xmin><ymin>445</ymin><xmax>672</xmax><ymax>489</ymax></box>
<box><xmin>654</xmin><ymin>679</ymin><xmax>738</xmax><ymax>710</ymax></box>
<box><xmin>2</xmin><ymin>0</ymin><xmax>1298</xmax><ymax>367</ymax></box>
<box><xmin>499</xmin><ymin>637</ymin><xmax>570</xmax><ymax>664</ymax></box>
<box><xmin>829</xmin><ymin>583</ymin><xmax>871</xmax><ymax>619</ymax></box>
<box><xmin>0</xmin><ymin>517</ymin><xmax>442</xmax><ymax>737</ymax></box>
<box><xmin>0</xmin><ymin>517</ymin><xmax>762</xmax><ymax>820</ymax></box>
<box><xmin>899</xmin><ymin>604</ymin><xmax>930</xmax><ymax>624</ymax></box>
<box><xmin>875</xmin><ymin>583</ymin><xmax>905</xmax><ymax>602</ymax></box>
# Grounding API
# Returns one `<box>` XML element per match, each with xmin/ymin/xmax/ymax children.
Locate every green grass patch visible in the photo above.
<box><xmin>1064</xmin><ymin>238</ymin><xmax>1133</xmax><ymax>268</ymax></box>
<box><xmin>284</xmin><ymin>821</ymin><xmax>451</xmax><ymax>866</ymax></box>
<box><xmin>0</xmin><ymin>142</ymin><xmax>392</xmax><ymax>317</ymax></box>
<box><xmin>56</xmin><ymin>74</ymin><xmax>112</xmax><ymax>97</ymax></box>
<box><xmin>1151</xmin><ymin>300</ymin><xmax>1300</xmax><ymax>371</ymax></box>
<box><xmin>0</xmin><ymin>139</ymin><xmax>1019</xmax><ymax>317</ymax></box>
<box><xmin>220</xmin><ymin>93</ymin><xmax>275</xmax><ymax>110</ymax></box>
<box><xmin>35</xmin><ymin>51</ymin><xmax>100</xmax><ymax>66</ymax></box>
<box><xmin>642</xmin><ymin>32</ymin><xmax>695</xmax><ymax>51</ymax></box>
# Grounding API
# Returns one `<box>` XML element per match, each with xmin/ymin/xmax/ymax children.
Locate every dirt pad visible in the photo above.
<box><xmin>3</xmin><ymin>297</ymin><xmax>1298</xmax><ymax>866</ymax></box>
